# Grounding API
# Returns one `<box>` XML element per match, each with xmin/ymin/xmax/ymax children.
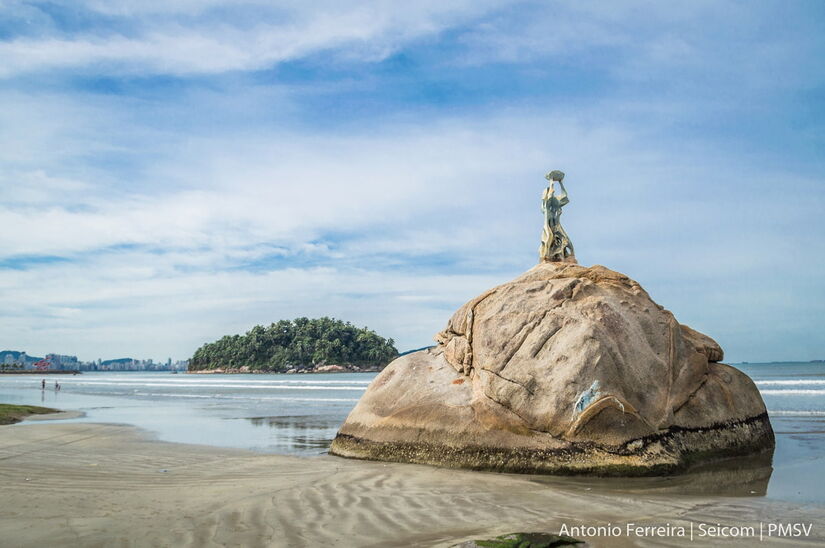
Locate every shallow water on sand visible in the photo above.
<box><xmin>0</xmin><ymin>371</ymin><xmax>373</xmax><ymax>455</ymax></box>
<box><xmin>738</xmin><ymin>362</ymin><xmax>825</xmax><ymax>504</ymax></box>
<box><xmin>1</xmin><ymin>362</ymin><xmax>823</xmax><ymax>504</ymax></box>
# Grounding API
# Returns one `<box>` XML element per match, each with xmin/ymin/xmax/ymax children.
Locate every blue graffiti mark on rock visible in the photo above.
<box><xmin>573</xmin><ymin>380</ymin><xmax>601</xmax><ymax>417</ymax></box>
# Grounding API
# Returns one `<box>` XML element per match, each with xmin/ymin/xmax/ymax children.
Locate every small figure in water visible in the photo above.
<box><xmin>41</xmin><ymin>379</ymin><xmax>46</xmax><ymax>390</ymax></box>
<box><xmin>54</xmin><ymin>381</ymin><xmax>60</xmax><ymax>391</ymax></box>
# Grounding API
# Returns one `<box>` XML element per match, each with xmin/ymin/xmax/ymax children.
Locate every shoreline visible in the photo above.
<box><xmin>1</xmin><ymin>421</ymin><xmax>823</xmax><ymax>547</ymax></box>
<box><xmin>20</xmin><ymin>409</ymin><xmax>85</xmax><ymax>421</ymax></box>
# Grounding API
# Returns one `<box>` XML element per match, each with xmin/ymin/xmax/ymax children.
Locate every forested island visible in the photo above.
<box><xmin>189</xmin><ymin>317</ymin><xmax>399</xmax><ymax>373</ymax></box>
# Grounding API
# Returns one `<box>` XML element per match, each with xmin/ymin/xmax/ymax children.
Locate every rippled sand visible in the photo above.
<box><xmin>1</xmin><ymin>422</ymin><xmax>823</xmax><ymax>547</ymax></box>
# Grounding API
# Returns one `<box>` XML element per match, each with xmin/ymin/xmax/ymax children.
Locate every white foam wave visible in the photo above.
<box><xmin>759</xmin><ymin>389</ymin><xmax>825</xmax><ymax>395</ymax></box>
<box><xmin>768</xmin><ymin>410</ymin><xmax>825</xmax><ymax>416</ymax></box>
<box><xmin>49</xmin><ymin>381</ymin><xmax>367</xmax><ymax>390</ymax></box>
<box><xmin>62</xmin><ymin>377</ymin><xmax>371</xmax><ymax>385</ymax></box>
<box><xmin>133</xmin><ymin>392</ymin><xmax>359</xmax><ymax>402</ymax></box>
<box><xmin>235</xmin><ymin>395</ymin><xmax>359</xmax><ymax>402</ymax></box>
<box><xmin>756</xmin><ymin>380</ymin><xmax>825</xmax><ymax>386</ymax></box>
<box><xmin>1</xmin><ymin>377</ymin><xmax>371</xmax><ymax>387</ymax></box>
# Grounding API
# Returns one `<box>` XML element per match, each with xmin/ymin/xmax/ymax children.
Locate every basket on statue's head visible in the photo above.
<box><xmin>545</xmin><ymin>170</ymin><xmax>565</xmax><ymax>182</ymax></box>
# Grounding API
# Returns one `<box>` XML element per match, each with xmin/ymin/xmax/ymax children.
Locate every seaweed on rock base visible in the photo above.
<box><xmin>329</xmin><ymin>412</ymin><xmax>774</xmax><ymax>476</ymax></box>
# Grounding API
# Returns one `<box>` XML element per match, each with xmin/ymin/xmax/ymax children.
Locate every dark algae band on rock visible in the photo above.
<box><xmin>331</xmin><ymin>413</ymin><xmax>774</xmax><ymax>476</ymax></box>
<box><xmin>330</xmin><ymin>263</ymin><xmax>775</xmax><ymax>475</ymax></box>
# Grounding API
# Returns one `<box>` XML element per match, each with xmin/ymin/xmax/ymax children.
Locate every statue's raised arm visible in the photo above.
<box><xmin>556</xmin><ymin>179</ymin><xmax>570</xmax><ymax>206</ymax></box>
<box><xmin>538</xmin><ymin>170</ymin><xmax>576</xmax><ymax>263</ymax></box>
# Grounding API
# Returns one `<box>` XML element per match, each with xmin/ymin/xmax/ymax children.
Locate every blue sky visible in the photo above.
<box><xmin>0</xmin><ymin>1</ymin><xmax>823</xmax><ymax>362</ymax></box>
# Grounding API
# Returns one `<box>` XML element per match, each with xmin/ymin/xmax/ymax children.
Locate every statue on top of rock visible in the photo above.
<box><xmin>539</xmin><ymin>169</ymin><xmax>576</xmax><ymax>263</ymax></box>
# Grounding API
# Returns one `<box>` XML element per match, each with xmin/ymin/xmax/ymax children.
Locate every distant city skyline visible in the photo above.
<box><xmin>0</xmin><ymin>349</ymin><xmax>187</xmax><ymax>371</ymax></box>
<box><xmin>0</xmin><ymin>2</ymin><xmax>823</xmax><ymax>363</ymax></box>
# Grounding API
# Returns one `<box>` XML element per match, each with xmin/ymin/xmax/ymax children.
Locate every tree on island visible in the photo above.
<box><xmin>189</xmin><ymin>317</ymin><xmax>399</xmax><ymax>372</ymax></box>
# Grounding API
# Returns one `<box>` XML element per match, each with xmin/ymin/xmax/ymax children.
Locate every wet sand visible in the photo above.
<box><xmin>1</xmin><ymin>421</ymin><xmax>824</xmax><ymax>547</ymax></box>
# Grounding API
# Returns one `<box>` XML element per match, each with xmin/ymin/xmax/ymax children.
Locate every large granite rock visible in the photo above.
<box><xmin>330</xmin><ymin>263</ymin><xmax>774</xmax><ymax>475</ymax></box>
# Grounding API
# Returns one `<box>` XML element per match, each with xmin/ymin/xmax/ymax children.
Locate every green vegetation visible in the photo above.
<box><xmin>189</xmin><ymin>317</ymin><xmax>398</xmax><ymax>372</ymax></box>
<box><xmin>0</xmin><ymin>404</ymin><xmax>58</xmax><ymax>425</ymax></box>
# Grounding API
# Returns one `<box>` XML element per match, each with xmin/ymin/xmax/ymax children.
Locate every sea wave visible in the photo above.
<box><xmin>768</xmin><ymin>410</ymin><xmax>825</xmax><ymax>416</ymax></box>
<box><xmin>47</xmin><ymin>381</ymin><xmax>368</xmax><ymax>390</ymax></box>
<box><xmin>68</xmin><ymin>377</ymin><xmax>372</xmax><ymax>385</ymax></box>
<box><xmin>756</xmin><ymin>380</ymin><xmax>825</xmax><ymax>386</ymax></box>
<box><xmin>132</xmin><ymin>391</ymin><xmax>360</xmax><ymax>402</ymax></box>
<box><xmin>0</xmin><ymin>377</ymin><xmax>371</xmax><ymax>386</ymax></box>
<box><xmin>759</xmin><ymin>389</ymin><xmax>825</xmax><ymax>395</ymax></box>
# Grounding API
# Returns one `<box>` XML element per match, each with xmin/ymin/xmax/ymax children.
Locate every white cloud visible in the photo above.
<box><xmin>0</xmin><ymin>1</ymin><xmax>505</xmax><ymax>77</ymax></box>
<box><xmin>1</xmin><ymin>1</ymin><xmax>823</xmax><ymax>364</ymax></box>
<box><xmin>2</xmin><ymin>100</ymin><xmax>822</xmax><ymax>361</ymax></box>
<box><xmin>453</xmin><ymin>1</ymin><xmax>825</xmax><ymax>94</ymax></box>
<box><xmin>0</xmin><ymin>249</ymin><xmax>505</xmax><ymax>361</ymax></box>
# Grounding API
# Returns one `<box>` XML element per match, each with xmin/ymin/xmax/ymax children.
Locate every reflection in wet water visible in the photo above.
<box><xmin>247</xmin><ymin>415</ymin><xmax>341</xmax><ymax>429</ymax></box>
<box><xmin>292</xmin><ymin>436</ymin><xmax>333</xmax><ymax>449</ymax></box>
<box><xmin>527</xmin><ymin>450</ymin><xmax>774</xmax><ymax>498</ymax></box>
<box><xmin>243</xmin><ymin>415</ymin><xmax>340</xmax><ymax>452</ymax></box>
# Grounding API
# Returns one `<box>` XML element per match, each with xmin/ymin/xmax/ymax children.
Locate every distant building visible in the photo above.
<box><xmin>2</xmin><ymin>349</ymin><xmax>187</xmax><ymax>372</ymax></box>
<box><xmin>46</xmin><ymin>354</ymin><xmax>79</xmax><ymax>371</ymax></box>
<box><xmin>0</xmin><ymin>351</ymin><xmax>34</xmax><ymax>369</ymax></box>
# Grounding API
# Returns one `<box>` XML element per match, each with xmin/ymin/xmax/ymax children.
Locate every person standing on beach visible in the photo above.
<box><xmin>41</xmin><ymin>379</ymin><xmax>45</xmax><ymax>390</ymax></box>
<box><xmin>54</xmin><ymin>381</ymin><xmax>59</xmax><ymax>391</ymax></box>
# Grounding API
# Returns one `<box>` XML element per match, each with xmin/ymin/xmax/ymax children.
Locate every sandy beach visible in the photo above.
<box><xmin>1</xmin><ymin>420</ymin><xmax>823</xmax><ymax>547</ymax></box>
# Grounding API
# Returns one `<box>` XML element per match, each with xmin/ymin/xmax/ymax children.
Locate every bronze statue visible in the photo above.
<box><xmin>539</xmin><ymin>170</ymin><xmax>575</xmax><ymax>263</ymax></box>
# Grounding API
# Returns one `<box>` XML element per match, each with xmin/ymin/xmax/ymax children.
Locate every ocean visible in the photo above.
<box><xmin>1</xmin><ymin>362</ymin><xmax>823</xmax><ymax>503</ymax></box>
<box><xmin>0</xmin><ymin>371</ymin><xmax>372</xmax><ymax>455</ymax></box>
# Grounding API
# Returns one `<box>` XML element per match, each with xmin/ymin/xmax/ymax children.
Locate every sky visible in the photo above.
<box><xmin>0</xmin><ymin>1</ymin><xmax>823</xmax><ymax>363</ymax></box>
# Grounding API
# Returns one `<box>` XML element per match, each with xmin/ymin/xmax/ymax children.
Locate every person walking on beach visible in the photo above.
<box><xmin>54</xmin><ymin>381</ymin><xmax>59</xmax><ymax>391</ymax></box>
<box><xmin>41</xmin><ymin>379</ymin><xmax>45</xmax><ymax>390</ymax></box>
